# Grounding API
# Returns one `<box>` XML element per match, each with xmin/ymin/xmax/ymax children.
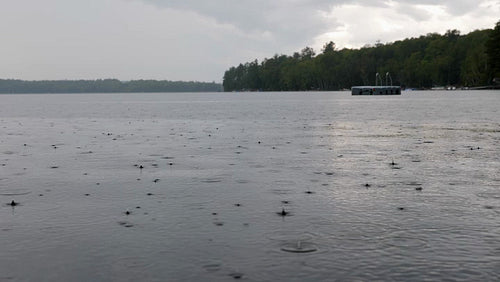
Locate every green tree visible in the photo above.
<box><xmin>300</xmin><ymin>47</ymin><xmax>316</xmax><ymax>60</ymax></box>
<box><xmin>222</xmin><ymin>24</ymin><xmax>494</xmax><ymax>91</ymax></box>
<box><xmin>486</xmin><ymin>20</ymin><xmax>500</xmax><ymax>79</ymax></box>
<box><xmin>322</xmin><ymin>41</ymin><xmax>336</xmax><ymax>54</ymax></box>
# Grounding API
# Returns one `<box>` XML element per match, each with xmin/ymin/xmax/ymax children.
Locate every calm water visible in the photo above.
<box><xmin>1</xmin><ymin>91</ymin><xmax>499</xmax><ymax>281</ymax></box>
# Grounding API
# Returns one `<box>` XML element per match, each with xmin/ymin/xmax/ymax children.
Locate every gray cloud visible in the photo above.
<box><xmin>134</xmin><ymin>0</ymin><xmax>338</xmax><ymax>46</ymax></box>
<box><xmin>133</xmin><ymin>0</ymin><xmax>499</xmax><ymax>57</ymax></box>
<box><xmin>138</xmin><ymin>0</ymin><xmax>496</xmax><ymax>30</ymax></box>
<box><xmin>397</xmin><ymin>0</ymin><xmax>482</xmax><ymax>15</ymax></box>
<box><xmin>0</xmin><ymin>0</ymin><xmax>498</xmax><ymax>82</ymax></box>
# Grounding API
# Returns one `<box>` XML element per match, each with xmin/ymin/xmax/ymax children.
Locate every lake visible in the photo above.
<box><xmin>1</xmin><ymin>91</ymin><xmax>499</xmax><ymax>281</ymax></box>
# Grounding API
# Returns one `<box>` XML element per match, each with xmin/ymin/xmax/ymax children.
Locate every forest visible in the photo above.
<box><xmin>223</xmin><ymin>21</ymin><xmax>500</xmax><ymax>91</ymax></box>
<box><xmin>0</xmin><ymin>79</ymin><xmax>222</xmax><ymax>94</ymax></box>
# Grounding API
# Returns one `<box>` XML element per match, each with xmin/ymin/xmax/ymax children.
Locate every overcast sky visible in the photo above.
<box><xmin>1</xmin><ymin>0</ymin><xmax>499</xmax><ymax>82</ymax></box>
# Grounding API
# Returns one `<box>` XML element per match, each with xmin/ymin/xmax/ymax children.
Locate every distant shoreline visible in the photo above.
<box><xmin>0</xmin><ymin>79</ymin><xmax>223</xmax><ymax>94</ymax></box>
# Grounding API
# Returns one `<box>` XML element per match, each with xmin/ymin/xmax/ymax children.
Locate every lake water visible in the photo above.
<box><xmin>1</xmin><ymin>91</ymin><xmax>499</xmax><ymax>281</ymax></box>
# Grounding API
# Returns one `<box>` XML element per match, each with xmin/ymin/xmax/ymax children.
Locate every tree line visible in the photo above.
<box><xmin>0</xmin><ymin>79</ymin><xmax>222</xmax><ymax>93</ymax></box>
<box><xmin>223</xmin><ymin>21</ymin><xmax>500</xmax><ymax>91</ymax></box>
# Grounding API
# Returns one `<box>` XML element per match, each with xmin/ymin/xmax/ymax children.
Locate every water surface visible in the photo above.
<box><xmin>1</xmin><ymin>91</ymin><xmax>499</xmax><ymax>281</ymax></box>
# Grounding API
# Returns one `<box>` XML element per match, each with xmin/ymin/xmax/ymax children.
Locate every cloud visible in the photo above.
<box><xmin>0</xmin><ymin>0</ymin><xmax>498</xmax><ymax>82</ymax></box>
<box><xmin>0</xmin><ymin>0</ymin><xmax>244</xmax><ymax>81</ymax></box>
<box><xmin>134</xmin><ymin>0</ymin><xmax>500</xmax><ymax>51</ymax></box>
<box><xmin>314</xmin><ymin>0</ymin><xmax>500</xmax><ymax>50</ymax></box>
<box><xmin>136</xmin><ymin>0</ymin><xmax>491</xmax><ymax>29</ymax></box>
<box><xmin>132</xmin><ymin>0</ymin><xmax>338</xmax><ymax>46</ymax></box>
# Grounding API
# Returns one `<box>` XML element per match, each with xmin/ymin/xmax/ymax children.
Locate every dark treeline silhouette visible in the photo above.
<box><xmin>223</xmin><ymin>21</ymin><xmax>500</xmax><ymax>91</ymax></box>
<box><xmin>0</xmin><ymin>79</ymin><xmax>222</xmax><ymax>93</ymax></box>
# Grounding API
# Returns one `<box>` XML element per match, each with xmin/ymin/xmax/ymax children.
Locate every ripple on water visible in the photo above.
<box><xmin>118</xmin><ymin>221</ymin><xmax>134</xmax><ymax>228</ymax></box>
<box><xmin>113</xmin><ymin>256</ymin><xmax>150</xmax><ymax>271</ymax></box>
<box><xmin>265</xmin><ymin>230</ymin><xmax>315</xmax><ymax>242</ymax></box>
<box><xmin>200</xmin><ymin>177</ymin><xmax>224</xmax><ymax>184</ymax></box>
<box><xmin>273</xmin><ymin>180</ymin><xmax>296</xmax><ymax>186</ymax></box>
<box><xmin>0</xmin><ymin>188</ymin><xmax>32</xmax><ymax>196</ymax></box>
<box><xmin>320</xmin><ymin>221</ymin><xmax>398</xmax><ymax>251</ymax></box>
<box><xmin>184</xmin><ymin>200</ymin><xmax>213</xmax><ymax>210</ymax></box>
<box><xmin>404</xmin><ymin>181</ymin><xmax>423</xmax><ymax>187</ymax></box>
<box><xmin>137</xmin><ymin>159</ymin><xmax>156</xmax><ymax>164</ymax></box>
<box><xmin>378</xmin><ymin>230</ymin><xmax>429</xmax><ymax>250</ymax></box>
<box><xmin>250</xmin><ymin>164</ymin><xmax>265</xmax><ymax>168</ymax></box>
<box><xmin>281</xmin><ymin>241</ymin><xmax>318</xmax><ymax>253</ymax></box>
<box><xmin>269</xmin><ymin>189</ymin><xmax>293</xmax><ymax>195</ymax></box>
<box><xmin>476</xmin><ymin>191</ymin><xmax>500</xmax><ymax>200</ymax></box>
<box><xmin>265</xmin><ymin>231</ymin><xmax>323</xmax><ymax>254</ymax></box>
<box><xmin>202</xmin><ymin>263</ymin><xmax>222</xmax><ymax>273</ymax></box>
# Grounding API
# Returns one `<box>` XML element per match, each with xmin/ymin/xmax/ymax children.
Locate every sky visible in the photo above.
<box><xmin>1</xmin><ymin>0</ymin><xmax>499</xmax><ymax>82</ymax></box>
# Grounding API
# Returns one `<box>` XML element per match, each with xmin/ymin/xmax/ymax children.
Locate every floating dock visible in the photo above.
<box><xmin>351</xmin><ymin>86</ymin><xmax>401</xmax><ymax>95</ymax></box>
<box><xmin>352</xmin><ymin>72</ymin><xmax>401</xmax><ymax>95</ymax></box>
